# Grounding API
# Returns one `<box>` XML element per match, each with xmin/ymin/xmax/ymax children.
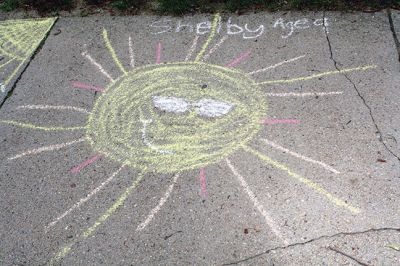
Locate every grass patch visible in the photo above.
<box><xmin>0</xmin><ymin>0</ymin><xmax>19</xmax><ymax>11</ymax></box>
<box><xmin>157</xmin><ymin>0</ymin><xmax>198</xmax><ymax>14</ymax></box>
<box><xmin>110</xmin><ymin>0</ymin><xmax>145</xmax><ymax>10</ymax></box>
<box><xmin>0</xmin><ymin>0</ymin><xmax>399</xmax><ymax>14</ymax></box>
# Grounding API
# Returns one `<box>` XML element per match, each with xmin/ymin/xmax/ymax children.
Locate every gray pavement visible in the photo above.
<box><xmin>0</xmin><ymin>11</ymin><xmax>400</xmax><ymax>265</ymax></box>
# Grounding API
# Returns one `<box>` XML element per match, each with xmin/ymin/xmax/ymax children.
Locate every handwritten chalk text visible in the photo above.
<box><xmin>150</xmin><ymin>17</ymin><xmax>329</xmax><ymax>39</ymax></box>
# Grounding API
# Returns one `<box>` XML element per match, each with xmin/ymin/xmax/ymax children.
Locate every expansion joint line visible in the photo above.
<box><xmin>322</xmin><ymin>11</ymin><xmax>400</xmax><ymax>162</ymax></box>
<box><xmin>222</xmin><ymin>227</ymin><xmax>400</xmax><ymax>265</ymax></box>
<box><xmin>387</xmin><ymin>8</ymin><xmax>400</xmax><ymax>63</ymax></box>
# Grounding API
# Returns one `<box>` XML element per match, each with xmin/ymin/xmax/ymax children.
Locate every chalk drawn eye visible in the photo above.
<box><xmin>152</xmin><ymin>96</ymin><xmax>190</xmax><ymax>113</ymax></box>
<box><xmin>194</xmin><ymin>98</ymin><xmax>234</xmax><ymax>118</ymax></box>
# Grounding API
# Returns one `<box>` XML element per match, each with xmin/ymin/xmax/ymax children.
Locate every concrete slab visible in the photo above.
<box><xmin>0</xmin><ymin>12</ymin><xmax>399</xmax><ymax>265</ymax></box>
<box><xmin>392</xmin><ymin>10</ymin><xmax>400</xmax><ymax>36</ymax></box>
<box><xmin>0</xmin><ymin>17</ymin><xmax>56</xmax><ymax>103</ymax></box>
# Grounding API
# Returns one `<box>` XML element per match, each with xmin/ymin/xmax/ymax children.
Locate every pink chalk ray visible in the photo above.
<box><xmin>70</xmin><ymin>154</ymin><xmax>102</xmax><ymax>174</ymax></box>
<box><xmin>72</xmin><ymin>81</ymin><xmax>105</xmax><ymax>92</ymax></box>
<box><xmin>225</xmin><ymin>50</ymin><xmax>251</xmax><ymax>68</ymax></box>
<box><xmin>262</xmin><ymin>119</ymin><xmax>300</xmax><ymax>125</ymax></box>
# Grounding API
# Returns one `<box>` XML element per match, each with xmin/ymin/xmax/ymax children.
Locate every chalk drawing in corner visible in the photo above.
<box><xmin>0</xmin><ymin>18</ymin><xmax>56</xmax><ymax>89</ymax></box>
<box><xmin>0</xmin><ymin>14</ymin><xmax>377</xmax><ymax>263</ymax></box>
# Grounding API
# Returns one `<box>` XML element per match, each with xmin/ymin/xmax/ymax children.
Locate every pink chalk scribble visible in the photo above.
<box><xmin>225</xmin><ymin>50</ymin><xmax>251</xmax><ymax>68</ymax></box>
<box><xmin>72</xmin><ymin>82</ymin><xmax>105</xmax><ymax>92</ymax></box>
<box><xmin>156</xmin><ymin>42</ymin><xmax>162</xmax><ymax>64</ymax></box>
<box><xmin>199</xmin><ymin>168</ymin><xmax>208</xmax><ymax>199</ymax></box>
<box><xmin>70</xmin><ymin>154</ymin><xmax>102</xmax><ymax>174</ymax></box>
<box><xmin>262</xmin><ymin>119</ymin><xmax>300</xmax><ymax>125</ymax></box>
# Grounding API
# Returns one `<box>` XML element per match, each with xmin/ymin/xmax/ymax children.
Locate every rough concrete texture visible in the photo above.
<box><xmin>0</xmin><ymin>11</ymin><xmax>400</xmax><ymax>265</ymax></box>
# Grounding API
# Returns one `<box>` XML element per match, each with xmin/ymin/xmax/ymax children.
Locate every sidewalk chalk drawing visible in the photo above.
<box><xmin>0</xmin><ymin>18</ymin><xmax>56</xmax><ymax>97</ymax></box>
<box><xmin>0</xmin><ymin>14</ymin><xmax>377</xmax><ymax>262</ymax></box>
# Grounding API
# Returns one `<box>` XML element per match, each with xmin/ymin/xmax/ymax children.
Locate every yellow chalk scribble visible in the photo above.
<box><xmin>0</xmin><ymin>120</ymin><xmax>86</xmax><ymax>131</ymax></box>
<box><xmin>195</xmin><ymin>13</ymin><xmax>221</xmax><ymax>62</ymax></box>
<box><xmin>0</xmin><ymin>18</ymin><xmax>56</xmax><ymax>85</ymax></box>
<box><xmin>103</xmin><ymin>28</ymin><xmax>127</xmax><ymax>75</ymax></box>
<box><xmin>257</xmin><ymin>65</ymin><xmax>377</xmax><ymax>85</ymax></box>
<box><xmin>86</xmin><ymin>61</ymin><xmax>267</xmax><ymax>173</ymax></box>
<box><xmin>242</xmin><ymin>145</ymin><xmax>361</xmax><ymax>214</ymax></box>
<box><xmin>386</xmin><ymin>244</ymin><xmax>400</xmax><ymax>251</ymax></box>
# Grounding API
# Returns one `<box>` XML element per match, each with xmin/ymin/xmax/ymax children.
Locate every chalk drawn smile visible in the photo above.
<box><xmin>0</xmin><ymin>14</ymin><xmax>378</xmax><ymax>263</ymax></box>
<box><xmin>140</xmin><ymin>118</ymin><xmax>174</xmax><ymax>155</ymax></box>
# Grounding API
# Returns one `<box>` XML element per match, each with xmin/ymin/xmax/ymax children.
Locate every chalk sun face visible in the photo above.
<box><xmin>87</xmin><ymin>62</ymin><xmax>267</xmax><ymax>173</ymax></box>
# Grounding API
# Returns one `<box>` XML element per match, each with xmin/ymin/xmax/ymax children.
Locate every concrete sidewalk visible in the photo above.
<box><xmin>0</xmin><ymin>11</ymin><xmax>400</xmax><ymax>265</ymax></box>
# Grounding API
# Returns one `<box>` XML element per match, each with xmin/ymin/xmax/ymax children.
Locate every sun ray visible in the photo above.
<box><xmin>199</xmin><ymin>168</ymin><xmax>207</xmax><ymax>198</ymax></box>
<box><xmin>50</xmin><ymin>170</ymin><xmax>144</xmax><ymax>264</ymax></box>
<box><xmin>225</xmin><ymin>50</ymin><xmax>251</xmax><ymax>68</ymax></box>
<box><xmin>242</xmin><ymin>145</ymin><xmax>360</xmax><ymax>214</ymax></box>
<box><xmin>257</xmin><ymin>65</ymin><xmax>376</xmax><ymax>85</ymax></box>
<box><xmin>262</xmin><ymin>119</ymin><xmax>300</xmax><ymax>125</ymax></box>
<box><xmin>0</xmin><ymin>57</ymin><xmax>16</xmax><ymax>70</ymax></box>
<box><xmin>226</xmin><ymin>158</ymin><xmax>290</xmax><ymax>245</ymax></box>
<box><xmin>136</xmin><ymin>173</ymin><xmax>179</xmax><ymax>231</ymax></box>
<box><xmin>46</xmin><ymin>166</ymin><xmax>125</xmax><ymax>230</ymax></box>
<box><xmin>8</xmin><ymin>138</ymin><xmax>85</xmax><ymax>160</ymax></box>
<box><xmin>103</xmin><ymin>28</ymin><xmax>127</xmax><ymax>75</ymax></box>
<box><xmin>155</xmin><ymin>42</ymin><xmax>162</xmax><ymax>64</ymax></box>
<box><xmin>261</xmin><ymin>139</ymin><xmax>340</xmax><ymax>174</ymax></box>
<box><xmin>0</xmin><ymin>120</ymin><xmax>86</xmax><ymax>131</ymax></box>
<box><xmin>70</xmin><ymin>154</ymin><xmax>102</xmax><ymax>174</ymax></box>
<box><xmin>4</xmin><ymin>60</ymin><xmax>25</xmax><ymax>85</ymax></box>
<box><xmin>185</xmin><ymin>35</ymin><xmax>200</xmax><ymax>62</ymax></box>
<box><xmin>265</xmin><ymin>91</ymin><xmax>343</xmax><ymax>97</ymax></box>
<box><xmin>202</xmin><ymin>35</ymin><xmax>228</xmax><ymax>62</ymax></box>
<box><xmin>81</xmin><ymin>50</ymin><xmax>115</xmax><ymax>83</ymax></box>
<box><xmin>248</xmin><ymin>55</ymin><xmax>306</xmax><ymax>75</ymax></box>
<box><xmin>16</xmin><ymin>105</ymin><xmax>90</xmax><ymax>114</ymax></box>
<box><xmin>128</xmin><ymin>36</ymin><xmax>135</xmax><ymax>69</ymax></box>
<box><xmin>72</xmin><ymin>81</ymin><xmax>105</xmax><ymax>93</ymax></box>
<box><xmin>194</xmin><ymin>13</ymin><xmax>221</xmax><ymax>62</ymax></box>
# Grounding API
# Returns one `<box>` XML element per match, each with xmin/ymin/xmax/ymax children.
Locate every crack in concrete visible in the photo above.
<box><xmin>387</xmin><ymin>8</ymin><xmax>400</xmax><ymax>63</ymax></box>
<box><xmin>0</xmin><ymin>17</ymin><xmax>59</xmax><ymax>110</ymax></box>
<box><xmin>327</xmin><ymin>246</ymin><xmax>370</xmax><ymax>266</ymax></box>
<box><xmin>322</xmin><ymin>11</ymin><xmax>400</xmax><ymax>162</ymax></box>
<box><xmin>222</xmin><ymin>227</ymin><xmax>400</xmax><ymax>265</ymax></box>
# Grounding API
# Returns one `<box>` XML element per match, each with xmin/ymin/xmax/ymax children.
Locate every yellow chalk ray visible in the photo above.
<box><xmin>0</xmin><ymin>120</ymin><xmax>85</xmax><ymax>131</ymax></box>
<box><xmin>50</xmin><ymin>170</ymin><xmax>144</xmax><ymax>264</ymax></box>
<box><xmin>194</xmin><ymin>13</ymin><xmax>220</xmax><ymax>62</ymax></box>
<box><xmin>103</xmin><ymin>28</ymin><xmax>127</xmax><ymax>75</ymax></box>
<box><xmin>0</xmin><ymin>18</ymin><xmax>57</xmax><ymax>85</ymax></box>
<box><xmin>0</xmin><ymin>58</ymin><xmax>15</xmax><ymax>70</ymax></box>
<box><xmin>242</xmin><ymin>145</ymin><xmax>361</xmax><ymax>214</ymax></box>
<box><xmin>257</xmin><ymin>65</ymin><xmax>376</xmax><ymax>85</ymax></box>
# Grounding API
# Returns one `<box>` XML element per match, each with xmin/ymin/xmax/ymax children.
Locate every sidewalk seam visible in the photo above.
<box><xmin>387</xmin><ymin>8</ymin><xmax>400</xmax><ymax>63</ymax></box>
<box><xmin>322</xmin><ymin>11</ymin><xmax>400</xmax><ymax>162</ymax></box>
